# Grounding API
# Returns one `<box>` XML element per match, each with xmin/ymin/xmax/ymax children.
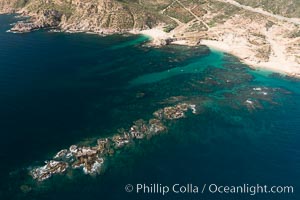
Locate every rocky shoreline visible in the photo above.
<box><xmin>1</xmin><ymin>0</ymin><xmax>300</xmax><ymax>78</ymax></box>
<box><xmin>9</xmin><ymin>21</ymin><xmax>41</xmax><ymax>33</ymax></box>
<box><xmin>6</xmin><ymin>13</ymin><xmax>136</xmax><ymax>36</ymax></box>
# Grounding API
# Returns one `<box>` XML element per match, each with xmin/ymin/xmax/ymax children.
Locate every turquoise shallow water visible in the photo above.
<box><xmin>0</xmin><ymin>14</ymin><xmax>300</xmax><ymax>200</ymax></box>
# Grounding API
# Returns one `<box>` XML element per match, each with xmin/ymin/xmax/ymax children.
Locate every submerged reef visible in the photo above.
<box><xmin>30</xmin><ymin>103</ymin><xmax>196</xmax><ymax>181</ymax></box>
<box><xmin>29</xmin><ymin>79</ymin><xmax>292</xmax><ymax>182</ymax></box>
<box><xmin>28</xmin><ymin>62</ymin><xmax>293</xmax><ymax>182</ymax></box>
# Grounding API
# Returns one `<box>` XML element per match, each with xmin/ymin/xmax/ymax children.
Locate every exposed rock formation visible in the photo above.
<box><xmin>2</xmin><ymin>0</ymin><xmax>169</xmax><ymax>34</ymax></box>
<box><xmin>0</xmin><ymin>0</ymin><xmax>300</xmax><ymax>76</ymax></box>
<box><xmin>30</xmin><ymin>103</ymin><xmax>196</xmax><ymax>181</ymax></box>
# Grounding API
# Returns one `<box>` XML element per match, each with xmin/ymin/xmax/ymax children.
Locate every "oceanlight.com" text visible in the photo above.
<box><xmin>124</xmin><ymin>183</ymin><xmax>294</xmax><ymax>196</ymax></box>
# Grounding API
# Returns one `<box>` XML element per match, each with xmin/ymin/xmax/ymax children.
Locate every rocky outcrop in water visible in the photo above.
<box><xmin>30</xmin><ymin>103</ymin><xmax>196</xmax><ymax>181</ymax></box>
<box><xmin>25</xmin><ymin>59</ymin><xmax>294</xmax><ymax>182</ymax></box>
<box><xmin>10</xmin><ymin>9</ymin><xmax>64</xmax><ymax>32</ymax></box>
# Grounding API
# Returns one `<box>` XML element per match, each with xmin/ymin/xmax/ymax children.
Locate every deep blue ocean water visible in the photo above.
<box><xmin>0</xmin><ymin>14</ymin><xmax>300</xmax><ymax>200</ymax></box>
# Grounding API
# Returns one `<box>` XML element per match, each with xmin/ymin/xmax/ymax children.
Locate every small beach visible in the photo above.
<box><xmin>138</xmin><ymin>26</ymin><xmax>300</xmax><ymax>78</ymax></box>
<box><xmin>0</xmin><ymin>14</ymin><xmax>300</xmax><ymax>200</ymax></box>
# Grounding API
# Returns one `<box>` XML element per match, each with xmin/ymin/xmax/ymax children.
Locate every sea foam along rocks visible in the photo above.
<box><xmin>148</xmin><ymin>119</ymin><xmax>166</xmax><ymax>135</ymax></box>
<box><xmin>153</xmin><ymin>103</ymin><xmax>196</xmax><ymax>120</ymax></box>
<box><xmin>10</xmin><ymin>22</ymin><xmax>40</xmax><ymax>33</ymax></box>
<box><xmin>112</xmin><ymin>135</ymin><xmax>130</xmax><ymax>148</ymax></box>
<box><xmin>71</xmin><ymin>146</ymin><xmax>104</xmax><ymax>174</ymax></box>
<box><xmin>53</xmin><ymin>149</ymin><xmax>68</xmax><ymax>159</ymax></box>
<box><xmin>129</xmin><ymin>119</ymin><xmax>149</xmax><ymax>139</ymax></box>
<box><xmin>83</xmin><ymin>157</ymin><xmax>104</xmax><ymax>175</ymax></box>
<box><xmin>30</xmin><ymin>102</ymin><xmax>198</xmax><ymax>181</ymax></box>
<box><xmin>31</xmin><ymin>160</ymin><xmax>69</xmax><ymax>181</ymax></box>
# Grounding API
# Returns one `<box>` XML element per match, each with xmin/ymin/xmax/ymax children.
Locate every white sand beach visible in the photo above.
<box><xmin>200</xmin><ymin>38</ymin><xmax>300</xmax><ymax>77</ymax></box>
<box><xmin>137</xmin><ymin>25</ymin><xmax>300</xmax><ymax>78</ymax></box>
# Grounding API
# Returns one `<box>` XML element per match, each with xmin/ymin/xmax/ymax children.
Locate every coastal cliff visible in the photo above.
<box><xmin>1</xmin><ymin>0</ymin><xmax>172</xmax><ymax>33</ymax></box>
<box><xmin>1</xmin><ymin>0</ymin><xmax>300</xmax><ymax>77</ymax></box>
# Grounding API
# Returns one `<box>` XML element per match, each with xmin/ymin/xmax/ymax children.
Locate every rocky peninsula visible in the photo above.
<box><xmin>1</xmin><ymin>0</ymin><xmax>300</xmax><ymax>77</ymax></box>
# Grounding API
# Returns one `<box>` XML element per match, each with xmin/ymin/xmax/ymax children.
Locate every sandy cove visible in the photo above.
<box><xmin>130</xmin><ymin>27</ymin><xmax>170</xmax><ymax>45</ymax></box>
<box><xmin>4</xmin><ymin>0</ymin><xmax>300</xmax><ymax>78</ymax></box>
<box><xmin>133</xmin><ymin>0</ymin><xmax>300</xmax><ymax>78</ymax></box>
<box><xmin>136</xmin><ymin>22</ymin><xmax>300</xmax><ymax>78</ymax></box>
<box><xmin>200</xmin><ymin>39</ymin><xmax>300</xmax><ymax>77</ymax></box>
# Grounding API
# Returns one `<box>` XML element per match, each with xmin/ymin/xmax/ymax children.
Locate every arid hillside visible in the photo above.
<box><xmin>1</xmin><ymin>0</ymin><xmax>300</xmax><ymax>76</ymax></box>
